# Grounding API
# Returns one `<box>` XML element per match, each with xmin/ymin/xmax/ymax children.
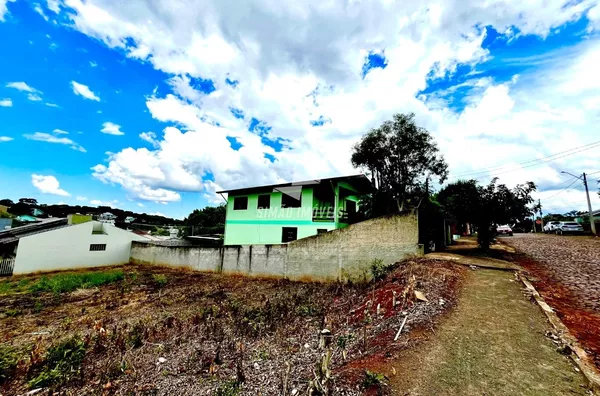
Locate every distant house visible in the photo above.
<box><xmin>0</xmin><ymin>218</ymin><xmax>146</xmax><ymax>276</ymax></box>
<box><xmin>217</xmin><ymin>174</ymin><xmax>373</xmax><ymax>245</ymax></box>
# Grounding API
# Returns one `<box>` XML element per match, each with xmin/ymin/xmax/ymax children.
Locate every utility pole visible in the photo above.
<box><xmin>539</xmin><ymin>199</ymin><xmax>544</xmax><ymax>231</ymax></box>
<box><xmin>582</xmin><ymin>173</ymin><xmax>597</xmax><ymax>235</ymax></box>
<box><xmin>561</xmin><ymin>171</ymin><xmax>597</xmax><ymax>235</ymax></box>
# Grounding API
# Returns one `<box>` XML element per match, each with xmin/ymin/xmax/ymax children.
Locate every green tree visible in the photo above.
<box><xmin>0</xmin><ymin>199</ymin><xmax>14</xmax><ymax>207</ymax></box>
<box><xmin>184</xmin><ymin>204</ymin><xmax>226</xmax><ymax>235</ymax></box>
<box><xmin>351</xmin><ymin>113</ymin><xmax>448</xmax><ymax>216</ymax></box>
<box><xmin>438</xmin><ymin>178</ymin><xmax>536</xmax><ymax>249</ymax></box>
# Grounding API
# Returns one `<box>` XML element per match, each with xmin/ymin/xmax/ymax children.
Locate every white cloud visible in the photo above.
<box><xmin>89</xmin><ymin>61</ymin><xmax>97</xmax><ymax>67</ymax></box>
<box><xmin>48</xmin><ymin>0</ymin><xmax>600</xmax><ymax>204</ymax></box>
<box><xmin>89</xmin><ymin>199</ymin><xmax>118</xmax><ymax>207</ymax></box>
<box><xmin>0</xmin><ymin>98</ymin><xmax>12</xmax><ymax>107</ymax></box>
<box><xmin>150</xmin><ymin>211</ymin><xmax>165</xmax><ymax>217</ymax></box>
<box><xmin>101</xmin><ymin>122</ymin><xmax>124</xmax><ymax>135</ymax></box>
<box><xmin>23</xmin><ymin>132</ymin><xmax>86</xmax><ymax>152</ymax></box>
<box><xmin>137</xmin><ymin>202</ymin><xmax>144</xmax><ymax>207</ymax></box>
<box><xmin>76</xmin><ymin>195</ymin><xmax>87</xmax><ymax>201</ymax></box>
<box><xmin>0</xmin><ymin>136</ymin><xmax>13</xmax><ymax>142</ymax></box>
<box><xmin>34</xmin><ymin>3</ymin><xmax>48</xmax><ymax>21</ymax></box>
<box><xmin>52</xmin><ymin>128</ymin><xmax>69</xmax><ymax>134</ymax></box>
<box><xmin>70</xmin><ymin>81</ymin><xmax>100</xmax><ymax>101</ymax></box>
<box><xmin>31</xmin><ymin>174</ymin><xmax>70</xmax><ymax>196</ymax></box>
<box><xmin>46</xmin><ymin>0</ymin><xmax>60</xmax><ymax>13</ymax></box>
<box><xmin>139</xmin><ymin>131</ymin><xmax>158</xmax><ymax>147</ymax></box>
<box><xmin>0</xmin><ymin>0</ymin><xmax>15</xmax><ymax>22</ymax></box>
<box><xmin>27</xmin><ymin>93</ymin><xmax>43</xmax><ymax>102</ymax></box>
<box><xmin>6</xmin><ymin>82</ymin><xmax>40</xmax><ymax>93</ymax></box>
<box><xmin>45</xmin><ymin>102</ymin><xmax>59</xmax><ymax>107</ymax></box>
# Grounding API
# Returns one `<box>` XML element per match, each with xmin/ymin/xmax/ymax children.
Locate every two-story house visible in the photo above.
<box><xmin>217</xmin><ymin>174</ymin><xmax>373</xmax><ymax>245</ymax></box>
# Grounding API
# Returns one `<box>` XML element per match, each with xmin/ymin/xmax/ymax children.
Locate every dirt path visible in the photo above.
<box><xmin>375</xmin><ymin>268</ymin><xmax>590</xmax><ymax>395</ymax></box>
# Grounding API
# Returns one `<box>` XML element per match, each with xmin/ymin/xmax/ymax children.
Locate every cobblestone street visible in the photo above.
<box><xmin>504</xmin><ymin>233</ymin><xmax>600</xmax><ymax>369</ymax></box>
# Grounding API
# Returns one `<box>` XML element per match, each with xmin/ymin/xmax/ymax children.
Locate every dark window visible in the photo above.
<box><xmin>281</xmin><ymin>227</ymin><xmax>298</xmax><ymax>243</ymax></box>
<box><xmin>233</xmin><ymin>196</ymin><xmax>248</xmax><ymax>210</ymax></box>
<box><xmin>257</xmin><ymin>194</ymin><xmax>271</xmax><ymax>209</ymax></box>
<box><xmin>281</xmin><ymin>193</ymin><xmax>302</xmax><ymax>208</ymax></box>
<box><xmin>317</xmin><ymin>229</ymin><xmax>328</xmax><ymax>235</ymax></box>
<box><xmin>89</xmin><ymin>244</ymin><xmax>107</xmax><ymax>251</ymax></box>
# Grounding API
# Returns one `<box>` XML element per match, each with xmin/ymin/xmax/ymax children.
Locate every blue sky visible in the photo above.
<box><xmin>1</xmin><ymin>0</ymin><xmax>599</xmax><ymax>217</ymax></box>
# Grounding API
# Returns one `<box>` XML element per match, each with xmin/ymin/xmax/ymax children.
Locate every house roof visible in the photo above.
<box><xmin>0</xmin><ymin>218</ymin><xmax>68</xmax><ymax>245</ymax></box>
<box><xmin>216</xmin><ymin>174</ymin><xmax>373</xmax><ymax>195</ymax></box>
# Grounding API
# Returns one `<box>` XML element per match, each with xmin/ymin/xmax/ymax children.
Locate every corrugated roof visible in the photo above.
<box><xmin>0</xmin><ymin>218</ymin><xmax>68</xmax><ymax>245</ymax></box>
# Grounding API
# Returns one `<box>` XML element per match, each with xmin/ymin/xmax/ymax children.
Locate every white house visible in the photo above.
<box><xmin>4</xmin><ymin>220</ymin><xmax>146</xmax><ymax>275</ymax></box>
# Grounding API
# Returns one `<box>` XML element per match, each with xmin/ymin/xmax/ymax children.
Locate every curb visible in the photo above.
<box><xmin>518</xmin><ymin>272</ymin><xmax>600</xmax><ymax>394</ymax></box>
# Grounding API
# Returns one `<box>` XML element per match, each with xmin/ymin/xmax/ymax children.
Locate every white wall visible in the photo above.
<box><xmin>13</xmin><ymin>221</ymin><xmax>146</xmax><ymax>275</ymax></box>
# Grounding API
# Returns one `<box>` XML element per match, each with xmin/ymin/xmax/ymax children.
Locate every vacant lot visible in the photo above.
<box><xmin>0</xmin><ymin>259</ymin><xmax>464</xmax><ymax>395</ymax></box>
<box><xmin>504</xmin><ymin>233</ymin><xmax>600</xmax><ymax>370</ymax></box>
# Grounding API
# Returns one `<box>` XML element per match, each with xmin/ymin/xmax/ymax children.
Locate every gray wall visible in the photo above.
<box><xmin>130</xmin><ymin>214</ymin><xmax>421</xmax><ymax>281</ymax></box>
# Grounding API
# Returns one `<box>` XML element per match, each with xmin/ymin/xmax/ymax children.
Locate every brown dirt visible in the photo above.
<box><xmin>0</xmin><ymin>259</ymin><xmax>465</xmax><ymax>395</ymax></box>
<box><xmin>503</xmin><ymin>234</ymin><xmax>600</xmax><ymax>371</ymax></box>
<box><xmin>364</xmin><ymin>268</ymin><xmax>590</xmax><ymax>395</ymax></box>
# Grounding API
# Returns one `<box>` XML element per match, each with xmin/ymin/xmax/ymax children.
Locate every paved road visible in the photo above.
<box><xmin>504</xmin><ymin>233</ymin><xmax>600</xmax><ymax>312</ymax></box>
<box><xmin>503</xmin><ymin>233</ymin><xmax>600</xmax><ymax>370</ymax></box>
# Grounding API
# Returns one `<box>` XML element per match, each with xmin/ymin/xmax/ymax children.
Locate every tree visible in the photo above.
<box><xmin>438</xmin><ymin>178</ymin><xmax>536</xmax><ymax>249</ymax></box>
<box><xmin>0</xmin><ymin>199</ymin><xmax>14</xmax><ymax>207</ymax></box>
<box><xmin>183</xmin><ymin>204</ymin><xmax>226</xmax><ymax>235</ymax></box>
<box><xmin>351</xmin><ymin>113</ymin><xmax>448</xmax><ymax>216</ymax></box>
<box><xmin>436</xmin><ymin>179</ymin><xmax>479</xmax><ymax>234</ymax></box>
<box><xmin>18</xmin><ymin>198</ymin><xmax>38</xmax><ymax>205</ymax></box>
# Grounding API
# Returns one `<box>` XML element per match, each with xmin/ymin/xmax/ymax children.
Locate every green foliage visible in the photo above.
<box><xmin>127</xmin><ymin>323</ymin><xmax>145</xmax><ymax>348</ymax></box>
<box><xmin>0</xmin><ymin>211</ymin><xmax>14</xmax><ymax>218</ymax></box>
<box><xmin>184</xmin><ymin>204</ymin><xmax>226</xmax><ymax>236</ymax></box>
<box><xmin>153</xmin><ymin>274</ymin><xmax>168</xmax><ymax>287</ymax></box>
<box><xmin>28</xmin><ymin>336</ymin><xmax>86</xmax><ymax>388</ymax></box>
<box><xmin>30</xmin><ymin>270</ymin><xmax>124</xmax><ymax>294</ymax></box>
<box><xmin>0</xmin><ymin>345</ymin><xmax>19</xmax><ymax>383</ymax></box>
<box><xmin>295</xmin><ymin>302</ymin><xmax>322</xmax><ymax>317</ymax></box>
<box><xmin>336</xmin><ymin>334</ymin><xmax>353</xmax><ymax>350</ymax></box>
<box><xmin>438</xmin><ymin>179</ymin><xmax>536</xmax><ymax>249</ymax></box>
<box><xmin>4</xmin><ymin>308</ymin><xmax>20</xmax><ymax>317</ymax></box>
<box><xmin>362</xmin><ymin>370</ymin><xmax>386</xmax><ymax>388</ymax></box>
<box><xmin>215</xmin><ymin>380</ymin><xmax>241</xmax><ymax>396</ymax></box>
<box><xmin>151</xmin><ymin>227</ymin><xmax>170</xmax><ymax>236</ymax></box>
<box><xmin>351</xmin><ymin>113</ymin><xmax>448</xmax><ymax>216</ymax></box>
<box><xmin>370</xmin><ymin>258</ymin><xmax>395</xmax><ymax>281</ymax></box>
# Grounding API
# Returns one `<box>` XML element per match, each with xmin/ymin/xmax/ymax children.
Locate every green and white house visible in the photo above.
<box><xmin>217</xmin><ymin>175</ymin><xmax>373</xmax><ymax>245</ymax></box>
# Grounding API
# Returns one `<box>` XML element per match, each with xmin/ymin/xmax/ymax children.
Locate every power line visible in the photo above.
<box><xmin>449</xmin><ymin>140</ymin><xmax>600</xmax><ymax>181</ymax></box>
<box><xmin>540</xmin><ymin>179</ymin><xmax>581</xmax><ymax>201</ymax></box>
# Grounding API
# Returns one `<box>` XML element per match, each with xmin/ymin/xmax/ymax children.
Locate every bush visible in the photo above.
<box><xmin>370</xmin><ymin>259</ymin><xmax>395</xmax><ymax>281</ymax></box>
<box><xmin>153</xmin><ymin>274</ymin><xmax>168</xmax><ymax>287</ymax></box>
<box><xmin>28</xmin><ymin>336</ymin><xmax>87</xmax><ymax>388</ymax></box>
<box><xmin>362</xmin><ymin>370</ymin><xmax>386</xmax><ymax>389</ymax></box>
<box><xmin>0</xmin><ymin>345</ymin><xmax>19</xmax><ymax>383</ymax></box>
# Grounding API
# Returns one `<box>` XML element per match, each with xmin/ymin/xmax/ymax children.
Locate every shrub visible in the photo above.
<box><xmin>30</xmin><ymin>270</ymin><xmax>124</xmax><ymax>294</ymax></box>
<box><xmin>370</xmin><ymin>258</ymin><xmax>395</xmax><ymax>281</ymax></box>
<box><xmin>362</xmin><ymin>370</ymin><xmax>386</xmax><ymax>389</ymax></box>
<box><xmin>4</xmin><ymin>308</ymin><xmax>20</xmax><ymax>317</ymax></box>
<box><xmin>0</xmin><ymin>345</ymin><xmax>19</xmax><ymax>383</ymax></box>
<box><xmin>28</xmin><ymin>336</ymin><xmax>86</xmax><ymax>389</ymax></box>
<box><xmin>153</xmin><ymin>274</ymin><xmax>168</xmax><ymax>287</ymax></box>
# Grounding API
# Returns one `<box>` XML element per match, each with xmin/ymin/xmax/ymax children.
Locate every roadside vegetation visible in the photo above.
<box><xmin>0</xmin><ymin>260</ymin><xmax>464</xmax><ymax>394</ymax></box>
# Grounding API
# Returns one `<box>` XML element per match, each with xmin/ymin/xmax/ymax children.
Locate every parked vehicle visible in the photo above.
<box><xmin>543</xmin><ymin>221</ymin><xmax>561</xmax><ymax>233</ymax></box>
<box><xmin>496</xmin><ymin>225</ymin><xmax>513</xmax><ymax>236</ymax></box>
<box><xmin>555</xmin><ymin>221</ymin><xmax>584</xmax><ymax>235</ymax></box>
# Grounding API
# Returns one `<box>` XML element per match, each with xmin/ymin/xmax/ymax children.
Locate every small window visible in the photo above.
<box><xmin>257</xmin><ymin>194</ymin><xmax>271</xmax><ymax>209</ymax></box>
<box><xmin>281</xmin><ymin>227</ymin><xmax>298</xmax><ymax>243</ymax></box>
<box><xmin>317</xmin><ymin>229</ymin><xmax>328</xmax><ymax>235</ymax></box>
<box><xmin>233</xmin><ymin>196</ymin><xmax>248</xmax><ymax>210</ymax></box>
<box><xmin>281</xmin><ymin>193</ymin><xmax>302</xmax><ymax>208</ymax></box>
<box><xmin>89</xmin><ymin>244</ymin><xmax>107</xmax><ymax>251</ymax></box>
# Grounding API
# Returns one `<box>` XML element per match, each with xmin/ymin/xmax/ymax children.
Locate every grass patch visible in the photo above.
<box><xmin>28</xmin><ymin>336</ymin><xmax>87</xmax><ymax>389</ymax></box>
<box><xmin>30</xmin><ymin>270</ymin><xmax>125</xmax><ymax>294</ymax></box>
<box><xmin>215</xmin><ymin>380</ymin><xmax>241</xmax><ymax>396</ymax></box>
<box><xmin>0</xmin><ymin>345</ymin><xmax>19</xmax><ymax>383</ymax></box>
<box><xmin>153</xmin><ymin>274</ymin><xmax>168</xmax><ymax>287</ymax></box>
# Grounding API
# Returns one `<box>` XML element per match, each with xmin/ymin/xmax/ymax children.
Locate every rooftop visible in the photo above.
<box><xmin>0</xmin><ymin>218</ymin><xmax>68</xmax><ymax>245</ymax></box>
<box><xmin>216</xmin><ymin>174</ymin><xmax>373</xmax><ymax>195</ymax></box>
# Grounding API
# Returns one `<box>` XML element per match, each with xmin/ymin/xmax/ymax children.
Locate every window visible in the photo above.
<box><xmin>281</xmin><ymin>227</ymin><xmax>298</xmax><ymax>243</ymax></box>
<box><xmin>89</xmin><ymin>244</ymin><xmax>107</xmax><ymax>251</ymax></box>
<box><xmin>233</xmin><ymin>196</ymin><xmax>248</xmax><ymax>210</ymax></box>
<box><xmin>281</xmin><ymin>192</ymin><xmax>302</xmax><ymax>208</ymax></box>
<box><xmin>317</xmin><ymin>229</ymin><xmax>328</xmax><ymax>235</ymax></box>
<box><xmin>257</xmin><ymin>194</ymin><xmax>271</xmax><ymax>209</ymax></box>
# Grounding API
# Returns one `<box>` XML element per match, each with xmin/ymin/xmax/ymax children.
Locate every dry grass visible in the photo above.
<box><xmin>0</xmin><ymin>260</ymin><xmax>465</xmax><ymax>395</ymax></box>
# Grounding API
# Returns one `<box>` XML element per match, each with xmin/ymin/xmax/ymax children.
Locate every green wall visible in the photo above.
<box><xmin>224</xmin><ymin>184</ymin><xmax>359</xmax><ymax>245</ymax></box>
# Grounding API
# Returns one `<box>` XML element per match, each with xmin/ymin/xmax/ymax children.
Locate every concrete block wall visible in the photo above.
<box><xmin>130</xmin><ymin>214</ymin><xmax>421</xmax><ymax>281</ymax></box>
